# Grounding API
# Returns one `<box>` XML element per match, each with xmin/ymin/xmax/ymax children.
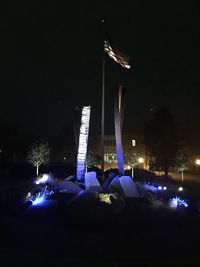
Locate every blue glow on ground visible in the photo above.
<box><xmin>32</xmin><ymin>192</ymin><xmax>46</xmax><ymax>205</ymax></box>
<box><xmin>169</xmin><ymin>196</ymin><xmax>188</xmax><ymax>208</ymax></box>
<box><xmin>143</xmin><ymin>183</ymin><xmax>158</xmax><ymax>192</ymax></box>
<box><xmin>31</xmin><ymin>186</ymin><xmax>48</xmax><ymax>206</ymax></box>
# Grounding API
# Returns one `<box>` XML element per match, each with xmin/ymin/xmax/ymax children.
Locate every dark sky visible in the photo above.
<box><xmin>1</xmin><ymin>1</ymin><xmax>200</xmax><ymax>136</ymax></box>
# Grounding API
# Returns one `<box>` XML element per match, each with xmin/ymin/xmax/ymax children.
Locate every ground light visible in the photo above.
<box><xmin>157</xmin><ymin>185</ymin><xmax>167</xmax><ymax>191</ymax></box>
<box><xmin>99</xmin><ymin>193</ymin><xmax>112</xmax><ymax>204</ymax></box>
<box><xmin>32</xmin><ymin>192</ymin><xmax>46</xmax><ymax>206</ymax></box>
<box><xmin>30</xmin><ymin>186</ymin><xmax>48</xmax><ymax>206</ymax></box>
<box><xmin>35</xmin><ymin>174</ymin><xmax>49</xmax><ymax>185</ymax></box>
<box><xmin>169</xmin><ymin>196</ymin><xmax>188</xmax><ymax>208</ymax></box>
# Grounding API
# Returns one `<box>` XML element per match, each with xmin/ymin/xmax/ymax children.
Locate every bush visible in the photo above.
<box><xmin>124</xmin><ymin>168</ymin><xmax>156</xmax><ymax>182</ymax></box>
<box><xmin>41</xmin><ymin>162</ymin><xmax>76</xmax><ymax>178</ymax></box>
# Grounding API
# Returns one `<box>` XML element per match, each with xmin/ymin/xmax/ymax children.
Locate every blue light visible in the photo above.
<box><xmin>169</xmin><ymin>196</ymin><xmax>188</xmax><ymax>208</ymax></box>
<box><xmin>31</xmin><ymin>186</ymin><xmax>47</xmax><ymax>206</ymax></box>
<box><xmin>158</xmin><ymin>186</ymin><xmax>162</xmax><ymax>191</ymax></box>
<box><xmin>76</xmin><ymin>106</ymin><xmax>91</xmax><ymax>180</ymax></box>
<box><xmin>35</xmin><ymin>174</ymin><xmax>49</xmax><ymax>185</ymax></box>
<box><xmin>32</xmin><ymin>192</ymin><xmax>46</xmax><ymax>205</ymax></box>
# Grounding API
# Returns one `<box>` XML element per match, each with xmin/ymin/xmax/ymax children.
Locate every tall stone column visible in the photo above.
<box><xmin>76</xmin><ymin>106</ymin><xmax>91</xmax><ymax>181</ymax></box>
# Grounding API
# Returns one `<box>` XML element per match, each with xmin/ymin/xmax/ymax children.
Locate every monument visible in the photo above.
<box><xmin>76</xmin><ymin>105</ymin><xmax>91</xmax><ymax>181</ymax></box>
<box><xmin>114</xmin><ymin>85</ymin><xmax>126</xmax><ymax>176</ymax></box>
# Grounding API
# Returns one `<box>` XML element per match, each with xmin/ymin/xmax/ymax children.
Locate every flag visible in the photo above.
<box><xmin>104</xmin><ymin>39</ymin><xmax>131</xmax><ymax>69</ymax></box>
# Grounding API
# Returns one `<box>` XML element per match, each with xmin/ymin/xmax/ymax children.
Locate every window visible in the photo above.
<box><xmin>104</xmin><ymin>153</ymin><xmax>117</xmax><ymax>163</ymax></box>
<box><xmin>132</xmin><ymin>139</ymin><xmax>136</xmax><ymax>146</ymax></box>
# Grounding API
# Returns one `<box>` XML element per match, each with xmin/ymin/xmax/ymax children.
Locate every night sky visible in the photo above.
<box><xmin>1</xmin><ymin>1</ymin><xmax>200</xmax><ymax>136</ymax></box>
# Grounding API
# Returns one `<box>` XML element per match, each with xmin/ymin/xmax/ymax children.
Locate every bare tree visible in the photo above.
<box><xmin>86</xmin><ymin>151</ymin><xmax>101</xmax><ymax>172</ymax></box>
<box><xmin>125</xmin><ymin>153</ymin><xmax>138</xmax><ymax>178</ymax></box>
<box><xmin>175</xmin><ymin>150</ymin><xmax>189</xmax><ymax>182</ymax></box>
<box><xmin>27</xmin><ymin>140</ymin><xmax>50</xmax><ymax>176</ymax></box>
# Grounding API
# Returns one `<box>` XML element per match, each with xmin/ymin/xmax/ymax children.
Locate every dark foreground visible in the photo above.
<box><xmin>1</xmin><ymin>189</ymin><xmax>200</xmax><ymax>267</ymax></box>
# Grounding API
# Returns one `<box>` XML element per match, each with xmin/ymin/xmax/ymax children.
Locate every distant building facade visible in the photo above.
<box><xmin>88</xmin><ymin>134</ymin><xmax>147</xmax><ymax>170</ymax></box>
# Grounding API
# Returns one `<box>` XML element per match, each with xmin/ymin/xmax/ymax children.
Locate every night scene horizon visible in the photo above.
<box><xmin>1</xmin><ymin>1</ymin><xmax>200</xmax><ymax>136</ymax></box>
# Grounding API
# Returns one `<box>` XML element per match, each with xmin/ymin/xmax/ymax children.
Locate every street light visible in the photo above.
<box><xmin>195</xmin><ymin>159</ymin><xmax>200</xmax><ymax>165</ymax></box>
<box><xmin>138</xmin><ymin>157</ymin><xmax>144</xmax><ymax>164</ymax></box>
<box><xmin>128</xmin><ymin>165</ymin><xmax>134</xmax><ymax>178</ymax></box>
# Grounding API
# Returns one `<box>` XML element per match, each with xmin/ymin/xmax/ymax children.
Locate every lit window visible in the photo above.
<box><xmin>104</xmin><ymin>153</ymin><xmax>117</xmax><ymax>163</ymax></box>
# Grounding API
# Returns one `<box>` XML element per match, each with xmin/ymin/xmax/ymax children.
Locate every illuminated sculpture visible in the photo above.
<box><xmin>85</xmin><ymin>171</ymin><xmax>102</xmax><ymax>192</ymax></box>
<box><xmin>76</xmin><ymin>106</ymin><xmax>91</xmax><ymax>181</ymax></box>
<box><xmin>119</xmin><ymin>176</ymin><xmax>139</xmax><ymax>197</ymax></box>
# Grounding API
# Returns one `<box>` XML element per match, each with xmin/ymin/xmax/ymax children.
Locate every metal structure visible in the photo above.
<box><xmin>100</xmin><ymin>20</ymin><xmax>130</xmax><ymax>175</ymax></box>
<box><xmin>114</xmin><ymin>85</ymin><xmax>126</xmax><ymax>176</ymax></box>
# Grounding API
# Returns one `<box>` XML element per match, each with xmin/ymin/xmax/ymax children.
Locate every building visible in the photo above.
<box><xmin>88</xmin><ymin>134</ymin><xmax>147</xmax><ymax>170</ymax></box>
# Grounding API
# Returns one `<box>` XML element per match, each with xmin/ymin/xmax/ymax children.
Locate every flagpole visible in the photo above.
<box><xmin>101</xmin><ymin>39</ymin><xmax>105</xmax><ymax>176</ymax></box>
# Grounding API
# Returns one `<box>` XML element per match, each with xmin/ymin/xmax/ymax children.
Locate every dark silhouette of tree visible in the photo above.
<box><xmin>0</xmin><ymin>121</ymin><xmax>26</xmax><ymax>176</ymax></box>
<box><xmin>59</xmin><ymin>120</ymin><xmax>78</xmax><ymax>164</ymax></box>
<box><xmin>0</xmin><ymin>121</ymin><xmax>21</xmax><ymax>161</ymax></box>
<box><xmin>144</xmin><ymin>107</ymin><xmax>179</xmax><ymax>176</ymax></box>
<box><xmin>86</xmin><ymin>150</ymin><xmax>101</xmax><ymax>170</ymax></box>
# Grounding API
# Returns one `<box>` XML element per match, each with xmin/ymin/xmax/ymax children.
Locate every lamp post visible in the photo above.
<box><xmin>128</xmin><ymin>165</ymin><xmax>134</xmax><ymax>178</ymax></box>
<box><xmin>138</xmin><ymin>157</ymin><xmax>145</xmax><ymax>169</ymax></box>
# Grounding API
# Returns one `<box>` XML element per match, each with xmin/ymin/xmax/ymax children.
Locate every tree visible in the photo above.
<box><xmin>86</xmin><ymin>151</ymin><xmax>101</xmax><ymax>171</ymax></box>
<box><xmin>124</xmin><ymin>152</ymin><xmax>138</xmax><ymax>178</ymax></box>
<box><xmin>144</xmin><ymin>107</ymin><xmax>179</xmax><ymax>176</ymax></box>
<box><xmin>27</xmin><ymin>140</ymin><xmax>50</xmax><ymax>176</ymax></box>
<box><xmin>175</xmin><ymin>149</ymin><xmax>189</xmax><ymax>182</ymax></box>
